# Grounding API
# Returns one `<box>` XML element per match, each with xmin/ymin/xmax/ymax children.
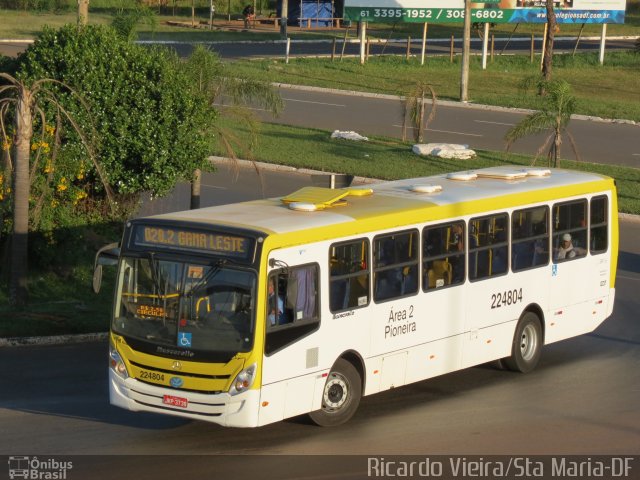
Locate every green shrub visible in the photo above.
<box><xmin>15</xmin><ymin>24</ymin><xmax>213</xmax><ymax>202</ymax></box>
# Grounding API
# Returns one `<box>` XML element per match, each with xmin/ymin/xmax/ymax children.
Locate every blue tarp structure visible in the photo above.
<box><xmin>277</xmin><ymin>0</ymin><xmax>342</xmax><ymax>27</ymax></box>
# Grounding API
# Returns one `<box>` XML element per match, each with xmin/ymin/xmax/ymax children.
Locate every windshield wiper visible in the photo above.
<box><xmin>187</xmin><ymin>259</ymin><xmax>228</xmax><ymax>297</ymax></box>
<box><xmin>147</xmin><ymin>252</ymin><xmax>166</xmax><ymax>297</ymax></box>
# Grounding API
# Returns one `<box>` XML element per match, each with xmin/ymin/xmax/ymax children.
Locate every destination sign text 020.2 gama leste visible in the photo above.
<box><xmin>132</xmin><ymin>225</ymin><xmax>252</xmax><ymax>258</ymax></box>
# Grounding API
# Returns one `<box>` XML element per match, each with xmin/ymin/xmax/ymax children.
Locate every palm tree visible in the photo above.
<box><xmin>0</xmin><ymin>73</ymin><xmax>113</xmax><ymax>307</ymax></box>
<box><xmin>505</xmin><ymin>79</ymin><xmax>580</xmax><ymax>168</ymax></box>
<box><xmin>403</xmin><ymin>81</ymin><xmax>437</xmax><ymax>144</ymax></box>
<box><xmin>182</xmin><ymin>46</ymin><xmax>283</xmax><ymax>208</ymax></box>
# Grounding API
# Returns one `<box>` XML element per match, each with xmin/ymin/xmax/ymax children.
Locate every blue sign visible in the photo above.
<box><xmin>178</xmin><ymin>332</ymin><xmax>193</xmax><ymax>348</ymax></box>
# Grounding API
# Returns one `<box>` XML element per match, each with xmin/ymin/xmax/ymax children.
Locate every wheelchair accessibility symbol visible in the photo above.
<box><xmin>178</xmin><ymin>332</ymin><xmax>193</xmax><ymax>348</ymax></box>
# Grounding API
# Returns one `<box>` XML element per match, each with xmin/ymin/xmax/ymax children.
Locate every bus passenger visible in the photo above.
<box><xmin>555</xmin><ymin>233</ymin><xmax>585</xmax><ymax>260</ymax></box>
<box><xmin>268</xmin><ymin>278</ymin><xmax>284</xmax><ymax>325</ymax></box>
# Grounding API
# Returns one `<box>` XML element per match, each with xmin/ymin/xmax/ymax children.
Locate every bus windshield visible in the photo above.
<box><xmin>112</xmin><ymin>255</ymin><xmax>256</xmax><ymax>355</ymax></box>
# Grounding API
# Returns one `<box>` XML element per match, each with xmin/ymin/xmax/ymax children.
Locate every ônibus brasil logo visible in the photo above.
<box><xmin>8</xmin><ymin>456</ymin><xmax>72</xmax><ymax>479</ymax></box>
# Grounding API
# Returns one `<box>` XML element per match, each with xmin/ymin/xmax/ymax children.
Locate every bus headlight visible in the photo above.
<box><xmin>109</xmin><ymin>345</ymin><xmax>129</xmax><ymax>379</ymax></box>
<box><xmin>229</xmin><ymin>363</ymin><xmax>256</xmax><ymax>396</ymax></box>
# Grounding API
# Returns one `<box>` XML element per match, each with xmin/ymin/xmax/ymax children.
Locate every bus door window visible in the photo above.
<box><xmin>268</xmin><ymin>272</ymin><xmax>291</xmax><ymax>326</ymax></box>
<box><xmin>590</xmin><ymin>196</ymin><xmax>608</xmax><ymax>254</ymax></box>
<box><xmin>266</xmin><ymin>264</ymin><xmax>320</xmax><ymax>355</ymax></box>
<box><xmin>329</xmin><ymin>239</ymin><xmax>370</xmax><ymax>312</ymax></box>
<box><xmin>469</xmin><ymin>213</ymin><xmax>509</xmax><ymax>281</ymax></box>
<box><xmin>423</xmin><ymin>221</ymin><xmax>465</xmax><ymax>290</ymax></box>
<box><xmin>511</xmin><ymin>206</ymin><xmax>550</xmax><ymax>272</ymax></box>
<box><xmin>553</xmin><ymin>199</ymin><xmax>588</xmax><ymax>262</ymax></box>
<box><xmin>373</xmin><ymin>230</ymin><xmax>419</xmax><ymax>302</ymax></box>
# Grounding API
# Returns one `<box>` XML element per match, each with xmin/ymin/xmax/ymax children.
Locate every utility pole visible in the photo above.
<box><xmin>280</xmin><ymin>0</ymin><xmax>288</xmax><ymax>38</ymax></box>
<box><xmin>460</xmin><ymin>0</ymin><xmax>471</xmax><ymax>102</ymax></box>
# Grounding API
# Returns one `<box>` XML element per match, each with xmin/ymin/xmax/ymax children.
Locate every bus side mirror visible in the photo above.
<box><xmin>92</xmin><ymin>242</ymin><xmax>120</xmax><ymax>294</ymax></box>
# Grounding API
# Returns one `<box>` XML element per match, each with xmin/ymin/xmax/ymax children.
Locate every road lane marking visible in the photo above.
<box><xmin>474</xmin><ymin>120</ymin><xmax>515</xmax><ymax>126</ymax></box>
<box><xmin>213</xmin><ymin>102</ymin><xmax>271</xmax><ymax>112</ymax></box>
<box><xmin>633</xmin><ymin>153</ymin><xmax>640</xmax><ymax>156</ymax></box>
<box><xmin>392</xmin><ymin>125</ymin><xmax>483</xmax><ymax>137</ymax></box>
<box><xmin>282</xmin><ymin>98</ymin><xmax>346</xmax><ymax>107</ymax></box>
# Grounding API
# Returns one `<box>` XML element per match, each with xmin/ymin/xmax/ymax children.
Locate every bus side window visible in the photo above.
<box><xmin>552</xmin><ymin>199</ymin><xmax>588</xmax><ymax>263</ymax></box>
<box><xmin>373</xmin><ymin>230</ymin><xmax>419</xmax><ymax>302</ymax></box>
<box><xmin>511</xmin><ymin>205</ymin><xmax>550</xmax><ymax>272</ymax></box>
<box><xmin>329</xmin><ymin>239</ymin><xmax>370</xmax><ymax>313</ymax></box>
<box><xmin>266</xmin><ymin>263</ymin><xmax>320</xmax><ymax>355</ymax></box>
<box><xmin>423</xmin><ymin>221</ymin><xmax>465</xmax><ymax>291</ymax></box>
<box><xmin>469</xmin><ymin>213</ymin><xmax>509</xmax><ymax>281</ymax></box>
<box><xmin>590</xmin><ymin>195</ymin><xmax>608</xmax><ymax>255</ymax></box>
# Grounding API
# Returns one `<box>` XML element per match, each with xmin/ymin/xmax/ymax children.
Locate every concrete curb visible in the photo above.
<box><xmin>0</xmin><ymin>332</ymin><xmax>108</xmax><ymax>347</ymax></box>
<box><xmin>208</xmin><ymin>156</ymin><xmax>382</xmax><ymax>186</ymax></box>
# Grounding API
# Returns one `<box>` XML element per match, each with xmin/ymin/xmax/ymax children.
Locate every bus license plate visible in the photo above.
<box><xmin>163</xmin><ymin>395</ymin><xmax>188</xmax><ymax>408</ymax></box>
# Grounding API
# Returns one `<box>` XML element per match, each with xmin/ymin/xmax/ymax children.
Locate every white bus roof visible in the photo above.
<box><xmin>148</xmin><ymin>167</ymin><xmax>613</xmax><ymax>237</ymax></box>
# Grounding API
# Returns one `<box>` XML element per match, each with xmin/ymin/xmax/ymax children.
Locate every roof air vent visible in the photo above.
<box><xmin>524</xmin><ymin>168</ymin><xmax>551</xmax><ymax>177</ymax></box>
<box><xmin>447</xmin><ymin>172</ymin><xmax>478</xmax><ymax>181</ymax></box>
<box><xmin>410</xmin><ymin>184</ymin><xmax>443</xmax><ymax>194</ymax></box>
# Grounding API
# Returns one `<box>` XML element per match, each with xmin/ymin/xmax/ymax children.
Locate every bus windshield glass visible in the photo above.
<box><xmin>112</xmin><ymin>256</ymin><xmax>256</xmax><ymax>355</ymax></box>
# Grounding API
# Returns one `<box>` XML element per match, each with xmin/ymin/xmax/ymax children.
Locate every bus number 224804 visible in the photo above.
<box><xmin>491</xmin><ymin>288</ymin><xmax>523</xmax><ymax>309</ymax></box>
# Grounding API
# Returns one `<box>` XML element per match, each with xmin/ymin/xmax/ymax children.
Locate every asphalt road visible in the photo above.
<box><xmin>253</xmin><ymin>85</ymin><xmax>640</xmax><ymax>168</ymax></box>
<box><xmin>1</xmin><ymin>36</ymin><xmax>636</xmax><ymax>60</ymax></box>
<box><xmin>1</xmin><ymin>166</ymin><xmax>639</xmax><ymax>479</ymax></box>
<box><xmin>163</xmin><ymin>36</ymin><xmax>637</xmax><ymax>59</ymax></box>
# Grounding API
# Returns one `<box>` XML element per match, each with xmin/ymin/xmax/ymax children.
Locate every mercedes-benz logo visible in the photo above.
<box><xmin>171</xmin><ymin>361</ymin><xmax>182</xmax><ymax>371</ymax></box>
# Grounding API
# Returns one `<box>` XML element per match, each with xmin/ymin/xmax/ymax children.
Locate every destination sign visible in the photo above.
<box><xmin>131</xmin><ymin>225</ymin><xmax>253</xmax><ymax>259</ymax></box>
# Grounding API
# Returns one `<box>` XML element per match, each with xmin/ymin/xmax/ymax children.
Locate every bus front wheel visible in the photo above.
<box><xmin>309</xmin><ymin>359</ymin><xmax>362</xmax><ymax>427</ymax></box>
<box><xmin>503</xmin><ymin>312</ymin><xmax>542</xmax><ymax>373</ymax></box>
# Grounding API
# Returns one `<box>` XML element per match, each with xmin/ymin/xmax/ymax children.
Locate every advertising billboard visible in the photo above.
<box><xmin>343</xmin><ymin>0</ymin><xmax>627</xmax><ymax>24</ymax></box>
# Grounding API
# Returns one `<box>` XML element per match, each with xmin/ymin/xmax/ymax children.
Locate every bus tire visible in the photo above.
<box><xmin>503</xmin><ymin>312</ymin><xmax>542</xmax><ymax>374</ymax></box>
<box><xmin>309</xmin><ymin>358</ymin><xmax>362</xmax><ymax>427</ymax></box>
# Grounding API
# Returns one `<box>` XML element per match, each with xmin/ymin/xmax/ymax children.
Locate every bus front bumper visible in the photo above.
<box><xmin>109</xmin><ymin>369</ymin><xmax>260</xmax><ymax>428</ymax></box>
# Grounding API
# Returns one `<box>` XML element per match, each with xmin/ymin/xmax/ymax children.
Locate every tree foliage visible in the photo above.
<box><xmin>182</xmin><ymin>45</ymin><xmax>283</xmax><ymax>161</ymax></box>
<box><xmin>180</xmin><ymin>45</ymin><xmax>283</xmax><ymax>203</ymax></box>
<box><xmin>111</xmin><ymin>4</ymin><xmax>157</xmax><ymax>41</ymax></box>
<box><xmin>15</xmin><ymin>24</ymin><xmax>212</xmax><ymax>200</ymax></box>
<box><xmin>0</xmin><ymin>24</ymin><xmax>214</xmax><ymax>304</ymax></box>
<box><xmin>505</xmin><ymin>79</ymin><xmax>579</xmax><ymax>168</ymax></box>
<box><xmin>403</xmin><ymin>81</ymin><xmax>437</xmax><ymax>144</ymax></box>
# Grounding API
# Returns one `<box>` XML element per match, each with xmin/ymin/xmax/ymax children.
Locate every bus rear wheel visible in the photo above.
<box><xmin>503</xmin><ymin>312</ymin><xmax>542</xmax><ymax>373</ymax></box>
<box><xmin>309</xmin><ymin>359</ymin><xmax>362</xmax><ymax>427</ymax></box>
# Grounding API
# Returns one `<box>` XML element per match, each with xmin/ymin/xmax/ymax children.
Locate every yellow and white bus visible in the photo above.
<box><xmin>96</xmin><ymin>166</ymin><xmax>618</xmax><ymax>427</ymax></box>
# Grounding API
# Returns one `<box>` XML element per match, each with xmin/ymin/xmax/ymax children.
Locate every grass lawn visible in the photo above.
<box><xmin>212</xmin><ymin>119</ymin><xmax>640</xmax><ymax>215</ymax></box>
<box><xmin>0</xmin><ymin>269</ymin><xmax>115</xmax><ymax>338</ymax></box>
<box><xmin>227</xmin><ymin>52</ymin><xmax>640</xmax><ymax>121</ymax></box>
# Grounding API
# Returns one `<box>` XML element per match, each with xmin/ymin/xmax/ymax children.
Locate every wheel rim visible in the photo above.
<box><xmin>520</xmin><ymin>324</ymin><xmax>538</xmax><ymax>361</ymax></box>
<box><xmin>322</xmin><ymin>373</ymin><xmax>349</xmax><ymax>411</ymax></box>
